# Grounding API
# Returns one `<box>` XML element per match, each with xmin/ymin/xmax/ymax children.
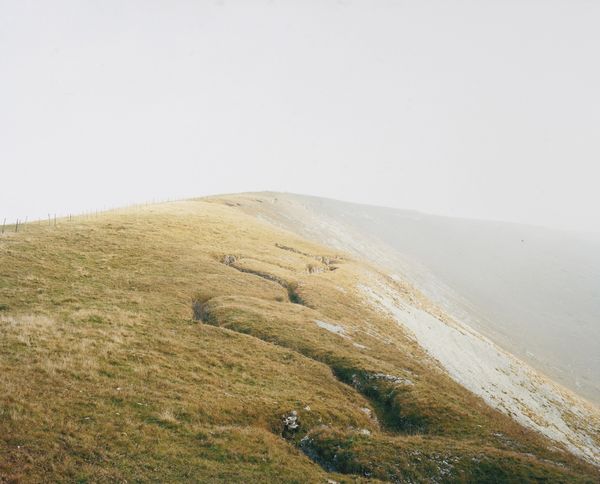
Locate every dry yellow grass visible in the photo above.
<box><xmin>0</xmin><ymin>198</ymin><xmax>598</xmax><ymax>482</ymax></box>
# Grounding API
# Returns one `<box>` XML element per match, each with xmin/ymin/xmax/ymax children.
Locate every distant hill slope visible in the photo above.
<box><xmin>235</xmin><ymin>192</ymin><xmax>600</xmax><ymax>405</ymax></box>
<box><xmin>0</xmin><ymin>196</ymin><xmax>598</xmax><ymax>481</ymax></box>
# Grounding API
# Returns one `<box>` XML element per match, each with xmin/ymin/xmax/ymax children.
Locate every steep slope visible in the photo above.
<box><xmin>0</xmin><ymin>198</ymin><xmax>598</xmax><ymax>482</ymax></box>
<box><xmin>231</xmin><ymin>192</ymin><xmax>600</xmax><ymax>405</ymax></box>
<box><xmin>211</xmin><ymin>193</ymin><xmax>600</xmax><ymax>463</ymax></box>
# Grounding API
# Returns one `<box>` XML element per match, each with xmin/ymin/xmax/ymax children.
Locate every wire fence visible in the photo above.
<box><xmin>0</xmin><ymin>197</ymin><xmax>182</xmax><ymax>236</ymax></box>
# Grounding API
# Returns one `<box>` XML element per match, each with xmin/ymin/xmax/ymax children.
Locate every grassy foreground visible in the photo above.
<box><xmin>0</xmin><ymin>198</ymin><xmax>598</xmax><ymax>482</ymax></box>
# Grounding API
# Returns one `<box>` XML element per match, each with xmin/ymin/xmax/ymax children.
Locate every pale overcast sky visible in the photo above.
<box><xmin>1</xmin><ymin>1</ymin><xmax>599</xmax><ymax>232</ymax></box>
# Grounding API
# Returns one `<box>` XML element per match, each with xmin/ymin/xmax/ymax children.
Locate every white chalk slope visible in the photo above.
<box><xmin>361</xmin><ymin>276</ymin><xmax>598</xmax><ymax>463</ymax></box>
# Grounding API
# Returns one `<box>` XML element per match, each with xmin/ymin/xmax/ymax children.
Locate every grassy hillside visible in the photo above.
<box><xmin>0</xmin><ymin>198</ymin><xmax>598</xmax><ymax>482</ymax></box>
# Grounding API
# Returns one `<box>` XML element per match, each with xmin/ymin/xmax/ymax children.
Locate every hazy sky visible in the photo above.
<box><xmin>1</xmin><ymin>1</ymin><xmax>599</xmax><ymax>232</ymax></box>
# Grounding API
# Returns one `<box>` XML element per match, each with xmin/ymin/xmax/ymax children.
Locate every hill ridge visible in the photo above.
<box><xmin>0</xmin><ymin>196</ymin><xmax>597</xmax><ymax>481</ymax></box>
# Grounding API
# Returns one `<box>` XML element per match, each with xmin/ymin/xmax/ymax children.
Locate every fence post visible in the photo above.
<box><xmin>1</xmin><ymin>218</ymin><xmax>5</xmax><ymax>234</ymax></box>
<box><xmin>15</xmin><ymin>219</ymin><xmax>19</xmax><ymax>233</ymax></box>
